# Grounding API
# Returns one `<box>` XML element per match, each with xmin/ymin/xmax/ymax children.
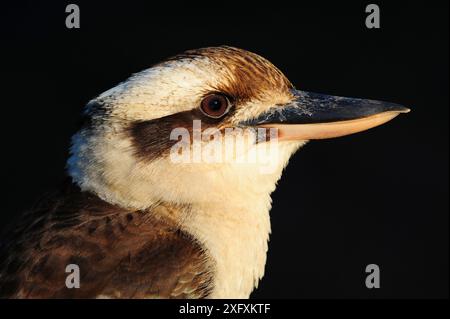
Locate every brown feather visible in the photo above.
<box><xmin>167</xmin><ymin>46</ymin><xmax>293</xmax><ymax>102</ymax></box>
<box><xmin>0</xmin><ymin>180</ymin><xmax>214</xmax><ymax>298</ymax></box>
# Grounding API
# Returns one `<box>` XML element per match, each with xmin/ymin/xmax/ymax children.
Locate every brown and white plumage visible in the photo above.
<box><xmin>0</xmin><ymin>181</ymin><xmax>213</xmax><ymax>298</ymax></box>
<box><xmin>0</xmin><ymin>46</ymin><xmax>408</xmax><ymax>298</ymax></box>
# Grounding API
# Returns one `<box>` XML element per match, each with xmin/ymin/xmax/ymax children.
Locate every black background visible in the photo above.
<box><xmin>0</xmin><ymin>1</ymin><xmax>448</xmax><ymax>299</ymax></box>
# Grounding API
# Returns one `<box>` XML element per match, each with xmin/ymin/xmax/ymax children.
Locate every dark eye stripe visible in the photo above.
<box><xmin>127</xmin><ymin>108</ymin><xmax>230</xmax><ymax>162</ymax></box>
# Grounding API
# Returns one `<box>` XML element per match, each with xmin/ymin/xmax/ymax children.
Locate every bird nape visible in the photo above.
<box><xmin>0</xmin><ymin>46</ymin><xmax>409</xmax><ymax>299</ymax></box>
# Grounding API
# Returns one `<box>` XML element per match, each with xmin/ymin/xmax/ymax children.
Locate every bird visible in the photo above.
<box><xmin>0</xmin><ymin>46</ymin><xmax>409</xmax><ymax>299</ymax></box>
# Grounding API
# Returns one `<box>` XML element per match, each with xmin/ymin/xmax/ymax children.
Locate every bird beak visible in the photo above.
<box><xmin>241</xmin><ymin>90</ymin><xmax>410</xmax><ymax>140</ymax></box>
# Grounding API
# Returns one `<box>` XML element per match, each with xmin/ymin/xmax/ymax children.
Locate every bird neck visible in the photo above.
<box><xmin>68</xmin><ymin>126</ymin><xmax>304</xmax><ymax>298</ymax></box>
<box><xmin>182</xmin><ymin>197</ymin><xmax>272</xmax><ymax>299</ymax></box>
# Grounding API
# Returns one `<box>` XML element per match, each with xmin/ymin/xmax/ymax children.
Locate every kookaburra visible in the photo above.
<box><xmin>0</xmin><ymin>46</ymin><xmax>408</xmax><ymax>298</ymax></box>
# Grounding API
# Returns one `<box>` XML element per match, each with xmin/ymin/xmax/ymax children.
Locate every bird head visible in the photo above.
<box><xmin>68</xmin><ymin>46</ymin><xmax>409</xmax><ymax>210</ymax></box>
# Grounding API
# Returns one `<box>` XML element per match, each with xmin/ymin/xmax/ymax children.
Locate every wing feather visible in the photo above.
<box><xmin>0</xmin><ymin>182</ymin><xmax>214</xmax><ymax>298</ymax></box>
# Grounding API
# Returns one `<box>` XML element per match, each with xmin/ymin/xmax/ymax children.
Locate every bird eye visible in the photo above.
<box><xmin>200</xmin><ymin>94</ymin><xmax>231</xmax><ymax>118</ymax></box>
